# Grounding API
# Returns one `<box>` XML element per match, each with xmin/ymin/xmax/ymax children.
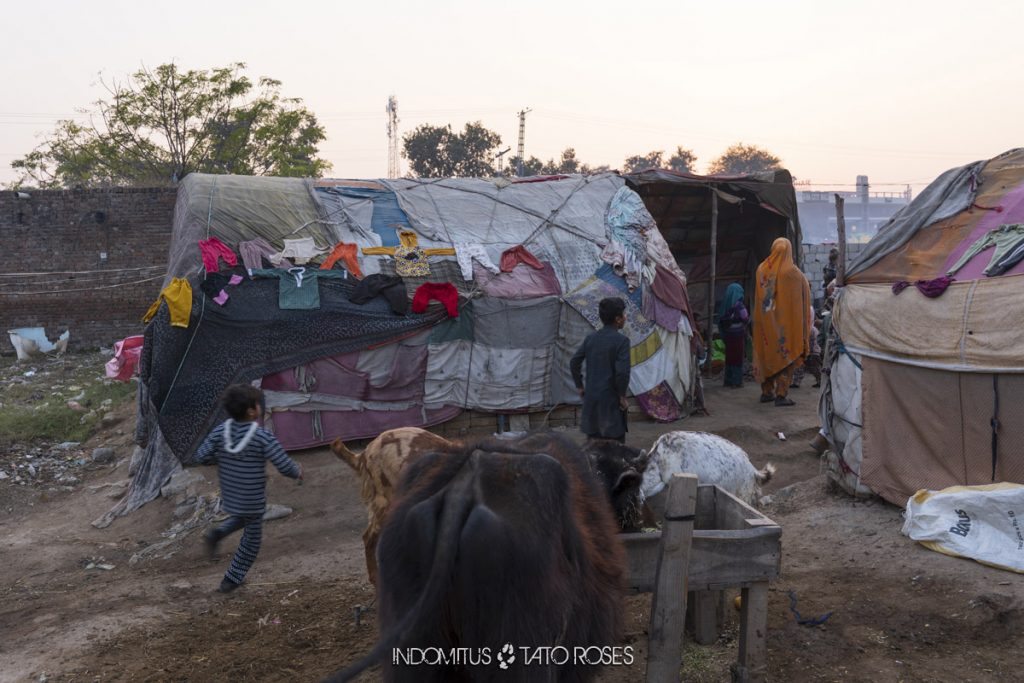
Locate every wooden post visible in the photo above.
<box><xmin>691</xmin><ymin>590</ymin><xmax>719</xmax><ymax>644</ymax></box>
<box><xmin>705</xmin><ymin>190</ymin><xmax>719</xmax><ymax>377</ymax></box>
<box><xmin>834</xmin><ymin>194</ymin><xmax>846</xmax><ymax>287</ymax></box>
<box><xmin>732</xmin><ymin>582</ymin><xmax>769</xmax><ymax>683</ymax></box>
<box><xmin>646</xmin><ymin>473</ymin><xmax>698</xmax><ymax>683</ymax></box>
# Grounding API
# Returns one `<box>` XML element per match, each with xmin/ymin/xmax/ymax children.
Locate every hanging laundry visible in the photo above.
<box><xmin>321</xmin><ymin>242</ymin><xmax>363</xmax><ymax>278</ymax></box>
<box><xmin>239</xmin><ymin>238</ymin><xmax>290</xmax><ymax>275</ymax></box>
<box><xmin>455</xmin><ymin>243</ymin><xmax>500</xmax><ymax>281</ymax></box>
<box><xmin>361</xmin><ymin>230</ymin><xmax>455</xmax><ymax>276</ymax></box>
<box><xmin>394</xmin><ymin>244</ymin><xmax>430</xmax><ymax>277</ymax></box>
<box><xmin>600</xmin><ymin>239</ymin><xmax>643</xmax><ymax>291</ymax></box>
<box><xmin>650</xmin><ymin>264</ymin><xmax>689</xmax><ymax>311</ymax></box>
<box><xmin>142</xmin><ymin>277</ymin><xmax>192</xmax><ymax>327</ymax></box>
<box><xmin>642</xmin><ymin>285</ymin><xmax>683</xmax><ymax>332</ymax></box>
<box><xmin>199</xmin><ymin>272</ymin><xmax>246</xmax><ymax>306</ymax></box>
<box><xmin>251</xmin><ymin>267</ymin><xmax>347</xmax><ymax>310</ymax></box>
<box><xmin>270</xmin><ymin>237</ymin><xmax>328</xmax><ymax>266</ymax></box>
<box><xmin>990</xmin><ymin>236</ymin><xmax>1024</xmax><ymax>276</ymax></box>
<box><xmin>350</xmin><ymin>274</ymin><xmax>409</xmax><ymax>314</ymax></box>
<box><xmin>891</xmin><ymin>276</ymin><xmax>956</xmax><ymax>298</ymax></box>
<box><xmin>411</xmin><ymin>282</ymin><xmax>459</xmax><ymax>318</ymax></box>
<box><xmin>500</xmin><ymin>244</ymin><xmax>544</xmax><ymax>272</ymax></box>
<box><xmin>198</xmin><ymin>237</ymin><xmax>238</xmax><ymax>273</ymax></box>
<box><xmin>947</xmin><ymin>224</ymin><xmax>1024</xmax><ymax>276</ymax></box>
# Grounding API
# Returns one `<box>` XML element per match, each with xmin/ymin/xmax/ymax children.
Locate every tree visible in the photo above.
<box><xmin>623</xmin><ymin>150</ymin><xmax>664</xmax><ymax>173</ymax></box>
<box><xmin>506</xmin><ymin>148</ymin><xmax>607</xmax><ymax>177</ymax></box>
<box><xmin>403</xmin><ymin>122</ymin><xmax>503</xmax><ymax>178</ymax></box>
<box><xmin>11</xmin><ymin>62</ymin><xmax>330</xmax><ymax>188</ymax></box>
<box><xmin>667</xmin><ymin>146</ymin><xmax>697</xmax><ymax>173</ymax></box>
<box><xmin>707</xmin><ymin>143</ymin><xmax>782</xmax><ymax>175</ymax></box>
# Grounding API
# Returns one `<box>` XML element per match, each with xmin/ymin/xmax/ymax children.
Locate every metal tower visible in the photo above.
<box><xmin>494</xmin><ymin>147</ymin><xmax>511</xmax><ymax>174</ymax></box>
<box><xmin>386</xmin><ymin>96</ymin><xmax>400</xmax><ymax>179</ymax></box>
<box><xmin>516</xmin><ymin>108</ymin><xmax>531</xmax><ymax>177</ymax></box>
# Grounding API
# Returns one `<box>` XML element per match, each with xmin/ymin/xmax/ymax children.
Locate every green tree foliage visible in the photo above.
<box><xmin>623</xmin><ymin>150</ymin><xmax>664</xmax><ymax>173</ymax></box>
<box><xmin>667</xmin><ymin>146</ymin><xmax>697</xmax><ymax>173</ymax></box>
<box><xmin>623</xmin><ymin>146</ymin><xmax>697</xmax><ymax>174</ymax></box>
<box><xmin>509</xmin><ymin>148</ymin><xmax>609</xmax><ymax>177</ymax></box>
<box><xmin>707</xmin><ymin>143</ymin><xmax>782</xmax><ymax>175</ymax></box>
<box><xmin>10</xmin><ymin>62</ymin><xmax>330</xmax><ymax>188</ymax></box>
<box><xmin>402</xmin><ymin>122</ymin><xmax>503</xmax><ymax>178</ymax></box>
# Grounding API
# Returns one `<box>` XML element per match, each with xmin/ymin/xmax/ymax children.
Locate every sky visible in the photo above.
<box><xmin>2</xmin><ymin>0</ymin><xmax>1022</xmax><ymax>195</ymax></box>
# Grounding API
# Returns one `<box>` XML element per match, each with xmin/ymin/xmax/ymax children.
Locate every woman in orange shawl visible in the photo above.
<box><xmin>753</xmin><ymin>238</ymin><xmax>811</xmax><ymax>406</ymax></box>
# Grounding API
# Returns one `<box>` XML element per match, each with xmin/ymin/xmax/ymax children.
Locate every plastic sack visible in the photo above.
<box><xmin>105</xmin><ymin>335</ymin><xmax>144</xmax><ymax>382</ymax></box>
<box><xmin>902</xmin><ymin>483</ymin><xmax>1024</xmax><ymax>573</ymax></box>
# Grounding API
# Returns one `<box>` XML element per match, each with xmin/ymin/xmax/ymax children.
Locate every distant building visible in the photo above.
<box><xmin>796</xmin><ymin>176</ymin><xmax>911</xmax><ymax>244</ymax></box>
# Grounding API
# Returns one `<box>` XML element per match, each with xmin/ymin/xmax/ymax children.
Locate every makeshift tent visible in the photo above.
<box><xmin>624</xmin><ymin>168</ymin><xmax>802</xmax><ymax>334</ymax></box>
<box><xmin>823</xmin><ymin>148</ymin><xmax>1024</xmax><ymax>505</ymax></box>
<box><xmin>97</xmin><ymin>172</ymin><xmax>698</xmax><ymax>527</ymax></box>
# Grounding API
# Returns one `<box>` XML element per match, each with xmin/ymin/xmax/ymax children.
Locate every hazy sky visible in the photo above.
<box><xmin>2</xmin><ymin>0</ymin><xmax>1022</xmax><ymax>193</ymax></box>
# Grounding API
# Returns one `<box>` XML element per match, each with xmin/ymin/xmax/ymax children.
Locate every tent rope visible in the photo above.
<box><xmin>159</xmin><ymin>177</ymin><xmax>217</xmax><ymax>417</ymax></box>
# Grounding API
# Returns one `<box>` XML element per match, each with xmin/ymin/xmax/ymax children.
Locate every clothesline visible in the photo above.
<box><xmin>0</xmin><ymin>273</ymin><xmax>167</xmax><ymax>296</ymax></box>
<box><xmin>0</xmin><ymin>264</ymin><xmax>165</xmax><ymax>277</ymax></box>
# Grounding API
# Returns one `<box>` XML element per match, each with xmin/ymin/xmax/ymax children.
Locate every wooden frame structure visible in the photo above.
<box><xmin>620</xmin><ymin>475</ymin><xmax>782</xmax><ymax>682</ymax></box>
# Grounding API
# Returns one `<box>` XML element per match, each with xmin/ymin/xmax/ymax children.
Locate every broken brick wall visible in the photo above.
<box><xmin>0</xmin><ymin>187</ymin><xmax>177</xmax><ymax>352</ymax></box>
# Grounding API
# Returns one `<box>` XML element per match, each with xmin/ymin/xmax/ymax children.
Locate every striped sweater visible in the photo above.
<box><xmin>194</xmin><ymin>420</ymin><xmax>300</xmax><ymax>515</ymax></box>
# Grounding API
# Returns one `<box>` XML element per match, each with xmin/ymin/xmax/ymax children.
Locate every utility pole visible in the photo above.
<box><xmin>494</xmin><ymin>147</ymin><xmax>511</xmax><ymax>175</ymax></box>
<box><xmin>386</xmin><ymin>96</ymin><xmax>400</xmax><ymax>179</ymax></box>
<box><xmin>516</xmin><ymin>108</ymin><xmax>532</xmax><ymax>177</ymax></box>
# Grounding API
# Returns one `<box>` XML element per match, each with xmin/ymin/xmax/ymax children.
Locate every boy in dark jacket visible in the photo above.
<box><xmin>570</xmin><ymin>297</ymin><xmax>632</xmax><ymax>443</ymax></box>
<box><xmin>193</xmin><ymin>385</ymin><xmax>302</xmax><ymax>593</ymax></box>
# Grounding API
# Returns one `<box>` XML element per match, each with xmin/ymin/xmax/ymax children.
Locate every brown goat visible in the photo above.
<box><xmin>330</xmin><ymin>427</ymin><xmax>453</xmax><ymax>586</ymax></box>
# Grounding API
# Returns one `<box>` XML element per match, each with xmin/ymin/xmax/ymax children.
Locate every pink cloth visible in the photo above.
<box><xmin>500</xmin><ymin>245</ymin><xmax>544</xmax><ymax>272</ymax></box>
<box><xmin>198</xmin><ymin>237</ymin><xmax>238</xmax><ymax>273</ymax></box>
<box><xmin>475</xmin><ymin>261</ymin><xmax>562</xmax><ymax>299</ymax></box>
<box><xmin>105</xmin><ymin>335</ymin><xmax>144</xmax><ymax>382</ymax></box>
<box><xmin>650</xmin><ymin>264</ymin><xmax>688</xmax><ymax>311</ymax></box>
<box><xmin>642</xmin><ymin>286</ymin><xmax>682</xmax><ymax>332</ymax></box>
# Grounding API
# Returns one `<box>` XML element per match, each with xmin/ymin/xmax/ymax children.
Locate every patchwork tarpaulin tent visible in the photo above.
<box><xmin>623</xmin><ymin>168</ymin><xmax>802</xmax><ymax>331</ymax></box>
<box><xmin>823</xmin><ymin>148</ymin><xmax>1024</xmax><ymax>505</ymax></box>
<box><xmin>97</xmin><ymin>172</ymin><xmax>698</xmax><ymax>526</ymax></box>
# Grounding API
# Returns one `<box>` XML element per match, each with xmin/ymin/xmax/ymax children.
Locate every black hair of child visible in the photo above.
<box><xmin>598</xmin><ymin>297</ymin><xmax>626</xmax><ymax>326</ymax></box>
<box><xmin>222</xmin><ymin>384</ymin><xmax>264</xmax><ymax>421</ymax></box>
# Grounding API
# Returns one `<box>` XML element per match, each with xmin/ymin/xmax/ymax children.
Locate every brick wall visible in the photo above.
<box><xmin>802</xmin><ymin>242</ymin><xmax>867</xmax><ymax>305</ymax></box>
<box><xmin>0</xmin><ymin>187</ymin><xmax>177</xmax><ymax>351</ymax></box>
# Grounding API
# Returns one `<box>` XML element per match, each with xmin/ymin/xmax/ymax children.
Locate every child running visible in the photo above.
<box><xmin>193</xmin><ymin>384</ymin><xmax>302</xmax><ymax>593</ymax></box>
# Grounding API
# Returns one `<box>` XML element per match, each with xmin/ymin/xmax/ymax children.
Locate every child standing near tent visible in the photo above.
<box><xmin>570</xmin><ymin>297</ymin><xmax>632</xmax><ymax>443</ymax></box>
<box><xmin>193</xmin><ymin>385</ymin><xmax>303</xmax><ymax>593</ymax></box>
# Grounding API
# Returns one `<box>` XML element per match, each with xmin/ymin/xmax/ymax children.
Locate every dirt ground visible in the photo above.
<box><xmin>3</xmin><ymin>360</ymin><xmax>1024</xmax><ymax>683</ymax></box>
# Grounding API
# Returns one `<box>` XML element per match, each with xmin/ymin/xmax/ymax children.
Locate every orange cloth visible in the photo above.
<box><xmin>321</xmin><ymin>242</ymin><xmax>363</xmax><ymax>278</ymax></box>
<box><xmin>753</xmin><ymin>238</ymin><xmax>811</xmax><ymax>381</ymax></box>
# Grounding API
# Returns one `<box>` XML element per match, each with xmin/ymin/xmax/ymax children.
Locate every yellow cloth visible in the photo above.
<box><xmin>753</xmin><ymin>238</ymin><xmax>811</xmax><ymax>381</ymax></box>
<box><xmin>142</xmin><ymin>278</ymin><xmax>193</xmax><ymax>328</ymax></box>
<box><xmin>361</xmin><ymin>230</ymin><xmax>456</xmax><ymax>257</ymax></box>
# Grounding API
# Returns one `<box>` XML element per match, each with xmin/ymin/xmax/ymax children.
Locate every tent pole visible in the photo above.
<box><xmin>834</xmin><ymin>194</ymin><xmax>846</xmax><ymax>287</ymax></box>
<box><xmin>707</xmin><ymin>189</ymin><xmax>719</xmax><ymax>378</ymax></box>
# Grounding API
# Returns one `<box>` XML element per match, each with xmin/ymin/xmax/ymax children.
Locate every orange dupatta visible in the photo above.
<box><xmin>753</xmin><ymin>238</ymin><xmax>811</xmax><ymax>381</ymax></box>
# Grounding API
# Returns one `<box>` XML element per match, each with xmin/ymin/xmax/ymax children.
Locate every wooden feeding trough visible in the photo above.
<box><xmin>619</xmin><ymin>474</ymin><xmax>782</xmax><ymax>683</ymax></box>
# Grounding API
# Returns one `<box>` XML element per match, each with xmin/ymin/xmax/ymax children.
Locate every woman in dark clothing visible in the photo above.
<box><xmin>717</xmin><ymin>283</ymin><xmax>749</xmax><ymax>388</ymax></box>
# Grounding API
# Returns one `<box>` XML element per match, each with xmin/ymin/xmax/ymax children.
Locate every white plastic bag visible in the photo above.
<box><xmin>902</xmin><ymin>483</ymin><xmax>1024</xmax><ymax>573</ymax></box>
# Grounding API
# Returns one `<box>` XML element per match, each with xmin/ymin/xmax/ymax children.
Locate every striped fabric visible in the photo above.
<box><xmin>194</xmin><ymin>420</ymin><xmax>300</xmax><ymax>515</ymax></box>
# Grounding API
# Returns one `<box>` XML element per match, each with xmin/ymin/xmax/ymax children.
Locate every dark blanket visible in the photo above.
<box><xmin>140</xmin><ymin>267</ymin><xmax>445</xmax><ymax>461</ymax></box>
